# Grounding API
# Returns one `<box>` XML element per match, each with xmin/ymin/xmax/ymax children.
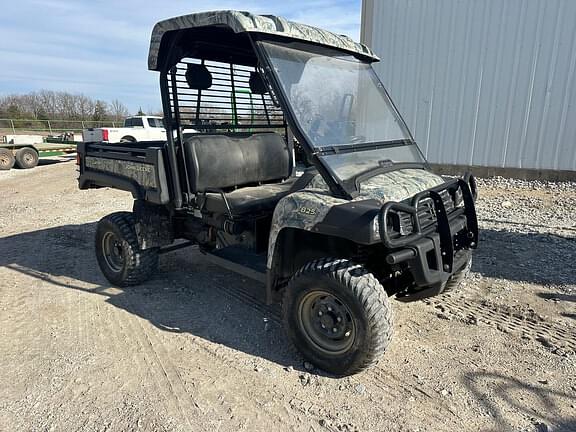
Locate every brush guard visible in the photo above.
<box><xmin>378</xmin><ymin>176</ymin><xmax>478</xmax><ymax>288</ymax></box>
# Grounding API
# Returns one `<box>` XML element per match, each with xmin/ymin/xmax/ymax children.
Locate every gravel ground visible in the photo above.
<box><xmin>0</xmin><ymin>161</ymin><xmax>575</xmax><ymax>432</ymax></box>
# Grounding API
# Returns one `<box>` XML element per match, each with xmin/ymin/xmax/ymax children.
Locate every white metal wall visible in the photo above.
<box><xmin>361</xmin><ymin>0</ymin><xmax>576</xmax><ymax>171</ymax></box>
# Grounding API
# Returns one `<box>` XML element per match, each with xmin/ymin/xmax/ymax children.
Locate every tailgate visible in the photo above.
<box><xmin>78</xmin><ymin>142</ymin><xmax>170</xmax><ymax>204</ymax></box>
<box><xmin>82</xmin><ymin>129</ymin><xmax>103</xmax><ymax>142</ymax></box>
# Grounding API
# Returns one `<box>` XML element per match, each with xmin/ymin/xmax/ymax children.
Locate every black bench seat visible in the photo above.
<box><xmin>202</xmin><ymin>177</ymin><xmax>298</xmax><ymax>216</ymax></box>
<box><xmin>183</xmin><ymin>132</ymin><xmax>295</xmax><ymax>216</ymax></box>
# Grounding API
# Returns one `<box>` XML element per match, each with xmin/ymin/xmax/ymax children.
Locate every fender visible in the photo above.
<box><xmin>267</xmin><ymin>189</ymin><xmax>346</xmax><ymax>270</ymax></box>
<box><xmin>267</xmin><ymin>168</ymin><xmax>446</xmax><ymax>269</ymax></box>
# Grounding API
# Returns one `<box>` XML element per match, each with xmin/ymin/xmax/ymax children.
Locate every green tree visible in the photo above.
<box><xmin>93</xmin><ymin>100</ymin><xmax>108</xmax><ymax>122</ymax></box>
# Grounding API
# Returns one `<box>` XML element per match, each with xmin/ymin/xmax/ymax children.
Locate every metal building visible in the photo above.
<box><xmin>361</xmin><ymin>0</ymin><xmax>576</xmax><ymax>177</ymax></box>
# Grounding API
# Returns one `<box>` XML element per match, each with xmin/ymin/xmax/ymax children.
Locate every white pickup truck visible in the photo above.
<box><xmin>82</xmin><ymin>116</ymin><xmax>167</xmax><ymax>143</ymax></box>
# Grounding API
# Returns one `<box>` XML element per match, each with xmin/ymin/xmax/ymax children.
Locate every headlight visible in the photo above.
<box><xmin>385</xmin><ymin>212</ymin><xmax>413</xmax><ymax>237</ymax></box>
<box><xmin>371</xmin><ymin>210</ymin><xmax>414</xmax><ymax>242</ymax></box>
<box><xmin>371</xmin><ymin>212</ymin><xmax>413</xmax><ymax>241</ymax></box>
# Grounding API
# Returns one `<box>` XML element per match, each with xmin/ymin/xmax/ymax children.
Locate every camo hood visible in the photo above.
<box><xmin>267</xmin><ymin>168</ymin><xmax>445</xmax><ymax>269</ymax></box>
<box><xmin>308</xmin><ymin>168</ymin><xmax>444</xmax><ymax>204</ymax></box>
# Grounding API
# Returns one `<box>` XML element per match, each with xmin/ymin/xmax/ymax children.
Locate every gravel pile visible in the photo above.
<box><xmin>475</xmin><ymin>177</ymin><xmax>576</xmax><ymax>236</ymax></box>
<box><xmin>476</xmin><ymin>176</ymin><xmax>576</xmax><ymax>192</ymax></box>
<box><xmin>472</xmin><ymin>176</ymin><xmax>575</xmax><ymax>295</ymax></box>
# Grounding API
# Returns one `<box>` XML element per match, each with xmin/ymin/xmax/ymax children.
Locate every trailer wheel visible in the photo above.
<box><xmin>0</xmin><ymin>148</ymin><xmax>15</xmax><ymax>170</ymax></box>
<box><xmin>95</xmin><ymin>212</ymin><xmax>159</xmax><ymax>287</ymax></box>
<box><xmin>15</xmin><ymin>147</ymin><xmax>39</xmax><ymax>169</ymax></box>
<box><xmin>283</xmin><ymin>258</ymin><xmax>393</xmax><ymax>376</ymax></box>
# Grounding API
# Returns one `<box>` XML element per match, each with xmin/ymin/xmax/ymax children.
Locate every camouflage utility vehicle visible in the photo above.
<box><xmin>78</xmin><ymin>11</ymin><xmax>478</xmax><ymax>376</ymax></box>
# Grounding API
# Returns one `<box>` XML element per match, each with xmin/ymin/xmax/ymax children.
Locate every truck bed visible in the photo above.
<box><xmin>77</xmin><ymin>141</ymin><xmax>171</xmax><ymax>204</ymax></box>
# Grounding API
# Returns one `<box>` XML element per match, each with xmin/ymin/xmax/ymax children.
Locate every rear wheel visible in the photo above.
<box><xmin>283</xmin><ymin>258</ymin><xmax>393</xmax><ymax>376</ymax></box>
<box><xmin>95</xmin><ymin>212</ymin><xmax>159</xmax><ymax>286</ymax></box>
<box><xmin>0</xmin><ymin>148</ymin><xmax>15</xmax><ymax>170</ymax></box>
<box><xmin>120</xmin><ymin>136</ymin><xmax>136</xmax><ymax>143</ymax></box>
<box><xmin>15</xmin><ymin>147</ymin><xmax>39</xmax><ymax>169</ymax></box>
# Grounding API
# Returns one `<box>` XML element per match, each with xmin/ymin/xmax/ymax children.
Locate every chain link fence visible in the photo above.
<box><xmin>0</xmin><ymin>118</ymin><xmax>122</xmax><ymax>134</ymax></box>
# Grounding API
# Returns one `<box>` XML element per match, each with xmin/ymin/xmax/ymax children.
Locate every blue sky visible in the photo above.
<box><xmin>0</xmin><ymin>0</ymin><xmax>361</xmax><ymax>113</ymax></box>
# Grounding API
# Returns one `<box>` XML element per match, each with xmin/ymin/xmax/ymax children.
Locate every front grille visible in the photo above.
<box><xmin>412</xmin><ymin>190</ymin><xmax>456</xmax><ymax>230</ymax></box>
<box><xmin>417</xmin><ymin>198</ymin><xmax>436</xmax><ymax>227</ymax></box>
<box><xmin>390</xmin><ymin>188</ymin><xmax>458</xmax><ymax>236</ymax></box>
<box><xmin>440</xmin><ymin>189</ymin><xmax>455</xmax><ymax>211</ymax></box>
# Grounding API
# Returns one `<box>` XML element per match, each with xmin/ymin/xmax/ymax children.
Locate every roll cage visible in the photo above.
<box><xmin>151</xmin><ymin>11</ymin><xmax>418</xmax><ymax>208</ymax></box>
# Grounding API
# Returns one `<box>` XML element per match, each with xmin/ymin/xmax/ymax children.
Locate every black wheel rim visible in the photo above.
<box><xmin>297</xmin><ymin>290</ymin><xmax>356</xmax><ymax>356</ymax></box>
<box><xmin>102</xmin><ymin>232</ymin><xmax>125</xmax><ymax>273</ymax></box>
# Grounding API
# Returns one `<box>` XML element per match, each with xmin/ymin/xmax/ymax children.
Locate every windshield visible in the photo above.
<box><xmin>261</xmin><ymin>41</ymin><xmax>425</xmax><ymax>182</ymax></box>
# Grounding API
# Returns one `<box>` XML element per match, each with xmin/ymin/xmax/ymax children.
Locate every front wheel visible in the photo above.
<box><xmin>282</xmin><ymin>259</ymin><xmax>393</xmax><ymax>376</ymax></box>
<box><xmin>95</xmin><ymin>212</ymin><xmax>159</xmax><ymax>286</ymax></box>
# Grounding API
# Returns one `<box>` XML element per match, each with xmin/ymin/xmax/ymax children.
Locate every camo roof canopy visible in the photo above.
<box><xmin>148</xmin><ymin>10</ymin><xmax>379</xmax><ymax>70</ymax></box>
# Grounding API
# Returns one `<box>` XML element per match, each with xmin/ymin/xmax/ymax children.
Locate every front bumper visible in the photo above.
<box><xmin>378</xmin><ymin>177</ymin><xmax>478</xmax><ymax>294</ymax></box>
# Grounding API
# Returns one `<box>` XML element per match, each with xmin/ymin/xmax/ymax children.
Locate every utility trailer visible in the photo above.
<box><xmin>0</xmin><ymin>135</ymin><xmax>77</xmax><ymax>170</ymax></box>
<box><xmin>77</xmin><ymin>11</ymin><xmax>479</xmax><ymax>376</ymax></box>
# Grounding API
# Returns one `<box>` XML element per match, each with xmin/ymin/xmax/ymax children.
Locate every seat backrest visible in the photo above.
<box><xmin>183</xmin><ymin>133</ymin><xmax>290</xmax><ymax>192</ymax></box>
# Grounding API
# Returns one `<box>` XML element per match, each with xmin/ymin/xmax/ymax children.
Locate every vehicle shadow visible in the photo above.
<box><xmin>537</xmin><ymin>292</ymin><xmax>576</xmax><ymax>303</ymax></box>
<box><xmin>473</xmin><ymin>228</ymin><xmax>576</xmax><ymax>286</ymax></box>
<box><xmin>1</xmin><ymin>223</ymin><xmax>574</xmax><ymax>374</ymax></box>
<box><xmin>0</xmin><ymin>222</ymin><xmax>303</xmax><ymax>371</ymax></box>
<box><xmin>38</xmin><ymin>157</ymin><xmax>74</xmax><ymax>167</ymax></box>
<box><xmin>462</xmin><ymin>371</ymin><xmax>576</xmax><ymax>432</ymax></box>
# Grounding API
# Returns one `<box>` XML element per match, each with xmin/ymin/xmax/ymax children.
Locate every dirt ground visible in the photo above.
<box><xmin>0</xmin><ymin>160</ymin><xmax>574</xmax><ymax>432</ymax></box>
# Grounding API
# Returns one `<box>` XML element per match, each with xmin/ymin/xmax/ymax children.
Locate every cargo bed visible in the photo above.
<box><xmin>77</xmin><ymin>141</ymin><xmax>170</xmax><ymax>204</ymax></box>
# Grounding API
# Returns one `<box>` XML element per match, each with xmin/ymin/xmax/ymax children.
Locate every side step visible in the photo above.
<box><xmin>204</xmin><ymin>246</ymin><xmax>267</xmax><ymax>283</ymax></box>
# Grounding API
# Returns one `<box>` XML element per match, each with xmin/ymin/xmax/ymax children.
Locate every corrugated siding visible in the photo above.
<box><xmin>362</xmin><ymin>0</ymin><xmax>576</xmax><ymax>171</ymax></box>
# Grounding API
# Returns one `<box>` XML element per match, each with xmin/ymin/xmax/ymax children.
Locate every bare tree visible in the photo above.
<box><xmin>57</xmin><ymin>92</ymin><xmax>78</xmax><ymax>119</ymax></box>
<box><xmin>36</xmin><ymin>90</ymin><xmax>58</xmax><ymax>118</ymax></box>
<box><xmin>77</xmin><ymin>95</ymin><xmax>95</xmax><ymax>120</ymax></box>
<box><xmin>110</xmin><ymin>99</ymin><xmax>129</xmax><ymax>122</ymax></box>
<box><xmin>0</xmin><ymin>90</ymin><xmax>128</xmax><ymax>123</ymax></box>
